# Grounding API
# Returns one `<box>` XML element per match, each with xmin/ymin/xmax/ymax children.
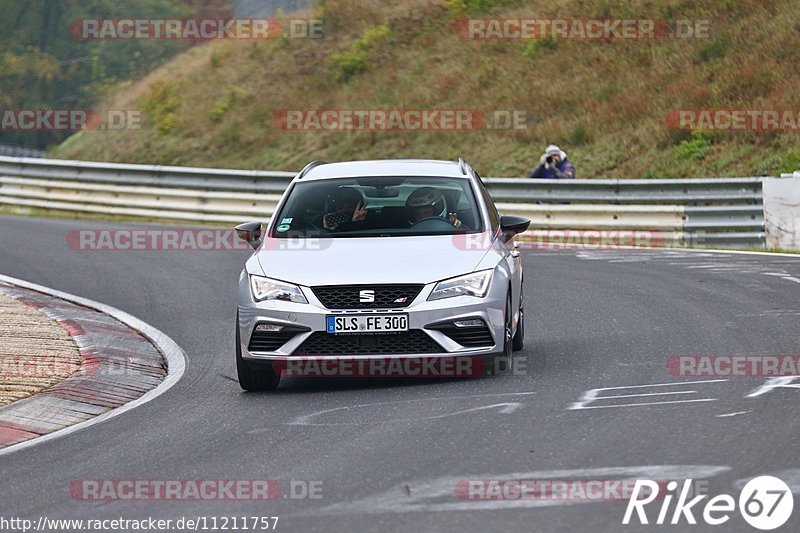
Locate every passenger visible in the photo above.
<box><xmin>322</xmin><ymin>187</ymin><xmax>367</xmax><ymax>231</ymax></box>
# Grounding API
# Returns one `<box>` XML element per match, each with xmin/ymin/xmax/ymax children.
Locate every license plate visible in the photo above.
<box><xmin>326</xmin><ymin>314</ymin><xmax>408</xmax><ymax>334</ymax></box>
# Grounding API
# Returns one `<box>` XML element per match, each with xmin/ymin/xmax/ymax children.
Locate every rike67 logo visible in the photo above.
<box><xmin>623</xmin><ymin>476</ymin><xmax>793</xmax><ymax>530</ymax></box>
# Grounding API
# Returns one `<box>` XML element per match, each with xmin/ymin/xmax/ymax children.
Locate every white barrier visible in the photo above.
<box><xmin>764</xmin><ymin>176</ymin><xmax>800</xmax><ymax>250</ymax></box>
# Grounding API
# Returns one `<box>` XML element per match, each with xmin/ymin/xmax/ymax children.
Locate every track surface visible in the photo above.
<box><xmin>1</xmin><ymin>214</ymin><xmax>799</xmax><ymax>532</ymax></box>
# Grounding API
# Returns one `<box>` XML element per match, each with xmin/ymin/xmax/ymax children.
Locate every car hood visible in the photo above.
<box><xmin>254</xmin><ymin>233</ymin><xmax>498</xmax><ymax>286</ymax></box>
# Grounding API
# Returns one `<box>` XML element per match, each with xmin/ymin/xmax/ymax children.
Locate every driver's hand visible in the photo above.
<box><xmin>323</xmin><ymin>213</ymin><xmax>338</xmax><ymax>230</ymax></box>
<box><xmin>352</xmin><ymin>201</ymin><xmax>367</xmax><ymax>222</ymax></box>
<box><xmin>448</xmin><ymin>212</ymin><xmax>462</xmax><ymax>228</ymax></box>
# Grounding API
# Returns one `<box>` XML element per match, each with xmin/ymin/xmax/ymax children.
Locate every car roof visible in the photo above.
<box><xmin>298</xmin><ymin>159</ymin><xmax>469</xmax><ymax>181</ymax></box>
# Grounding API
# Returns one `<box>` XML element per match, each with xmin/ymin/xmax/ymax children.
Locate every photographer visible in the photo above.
<box><xmin>527</xmin><ymin>144</ymin><xmax>576</xmax><ymax>179</ymax></box>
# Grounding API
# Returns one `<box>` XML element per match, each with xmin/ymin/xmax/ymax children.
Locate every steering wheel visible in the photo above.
<box><xmin>410</xmin><ymin>216</ymin><xmax>455</xmax><ymax>231</ymax></box>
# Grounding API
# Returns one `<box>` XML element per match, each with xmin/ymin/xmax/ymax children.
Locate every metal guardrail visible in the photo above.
<box><xmin>0</xmin><ymin>156</ymin><xmax>780</xmax><ymax>248</ymax></box>
<box><xmin>0</xmin><ymin>156</ymin><xmax>294</xmax><ymax>193</ymax></box>
<box><xmin>485</xmin><ymin>177</ymin><xmax>765</xmax><ymax>205</ymax></box>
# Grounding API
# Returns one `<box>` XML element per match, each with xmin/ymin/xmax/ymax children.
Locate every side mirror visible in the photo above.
<box><xmin>235</xmin><ymin>221</ymin><xmax>263</xmax><ymax>250</ymax></box>
<box><xmin>499</xmin><ymin>215</ymin><xmax>530</xmax><ymax>243</ymax></box>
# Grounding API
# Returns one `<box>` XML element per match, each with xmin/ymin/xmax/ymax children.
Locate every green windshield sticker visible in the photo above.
<box><xmin>276</xmin><ymin>224</ymin><xmax>291</xmax><ymax>232</ymax></box>
<box><xmin>281</xmin><ymin>218</ymin><xmax>293</xmax><ymax>224</ymax></box>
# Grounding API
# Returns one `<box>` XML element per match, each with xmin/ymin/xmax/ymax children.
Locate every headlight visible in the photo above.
<box><xmin>428</xmin><ymin>270</ymin><xmax>493</xmax><ymax>301</ymax></box>
<box><xmin>250</xmin><ymin>275</ymin><xmax>307</xmax><ymax>304</ymax></box>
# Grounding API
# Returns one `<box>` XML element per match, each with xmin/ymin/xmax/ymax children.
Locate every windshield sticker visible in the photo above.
<box><xmin>276</xmin><ymin>224</ymin><xmax>291</xmax><ymax>232</ymax></box>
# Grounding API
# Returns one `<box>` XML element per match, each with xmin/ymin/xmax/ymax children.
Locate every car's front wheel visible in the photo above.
<box><xmin>491</xmin><ymin>293</ymin><xmax>514</xmax><ymax>375</ymax></box>
<box><xmin>512</xmin><ymin>281</ymin><xmax>524</xmax><ymax>351</ymax></box>
<box><xmin>236</xmin><ymin>312</ymin><xmax>281</xmax><ymax>391</ymax></box>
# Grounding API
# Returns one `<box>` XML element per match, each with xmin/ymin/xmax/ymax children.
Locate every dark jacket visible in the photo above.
<box><xmin>527</xmin><ymin>158</ymin><xmax>576</xmax><ymax>179</ymax></box>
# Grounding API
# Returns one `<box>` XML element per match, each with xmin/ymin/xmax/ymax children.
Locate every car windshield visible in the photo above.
<box><xmin>270</xmin><ymin>176</ymin><xmax>483</xmax><ymax>238</ymax></box>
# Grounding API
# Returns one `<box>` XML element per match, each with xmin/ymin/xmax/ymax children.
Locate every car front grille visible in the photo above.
<box><xmin>292</xmin><ymin>330</ymin><xmax>444</xmax><ymax>355</ymax></box>
<box><xmin>311</xmin><ymin>284</ymin><xmax>424</xmax><ymax>309</ymax></box>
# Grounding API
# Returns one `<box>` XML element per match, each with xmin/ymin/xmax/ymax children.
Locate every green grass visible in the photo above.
<box><xmin>52</xmin><ymin>0</ymin><xmax>800</xmax><ymax>178</ymax></box>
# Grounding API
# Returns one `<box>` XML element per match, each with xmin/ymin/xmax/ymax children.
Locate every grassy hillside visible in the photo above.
<box><xmin>54</xmin><ymin>0</ymin><xmax>800</xmax><ymax>178</ymax></box>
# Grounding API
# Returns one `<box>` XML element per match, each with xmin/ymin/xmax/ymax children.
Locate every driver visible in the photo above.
<box><xmin>322</xmin><ymin>186</ymin><xmax>367</xmax><ymax>231</ymax></box>
<box><xmin>405</xmin><ymin>187</ymin><xmax>461</xmax><ymax>228</ymax></box>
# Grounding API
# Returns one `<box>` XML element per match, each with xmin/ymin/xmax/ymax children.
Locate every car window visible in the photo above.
<box><xmin>270</xmin><ymin>176</ymin><xmax>483</xmax><ymax>238</ymax></box>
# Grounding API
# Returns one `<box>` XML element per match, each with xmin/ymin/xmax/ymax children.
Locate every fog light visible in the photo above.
<box><xmin>255</xmin><ymin>323</ymin><xmax>284</xmax><ymax>332</ymax></box>
<box><xmin>453</xmin><ymin>319</ymin><xmax>485</xmax><ymax>328</ymax></box>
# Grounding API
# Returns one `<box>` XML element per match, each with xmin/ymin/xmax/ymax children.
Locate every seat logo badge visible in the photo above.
<box><xmin>359</xmin><ymin>290</ymin><xmax>375</xmax><ymax>303</ymax></box>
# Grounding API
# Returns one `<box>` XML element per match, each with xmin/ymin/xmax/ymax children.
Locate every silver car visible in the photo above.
<box><xmin>234</xmin><ymin>159</ymin><xmax>530</xmax><ymax>390</ymax></box>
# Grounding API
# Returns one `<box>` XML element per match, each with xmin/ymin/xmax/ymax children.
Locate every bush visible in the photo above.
<box><xmin>208</xmin><ymin>101</ymin><xmax>229</xmax><ymax>123</ymax></box>
<box><xmin>331</xmin><ymin>51</ymin><xmax>369</xmax><ymax>82</ymax></box>
<box><xmin>778</xmin><ymin>150</ymin><xmax>800</xmax><ymax>174</ymax></box>
<box><xmin>756</xmin><ymin>150</ymin><xmax>800</xmax><ymax>175</ymax></box>
<box><xmin>698</xmin><ymin>37</ymin><xmax>730</xmax><ymax>63</ymax></box>
<box><xmin>674</xmin><ymin>134</ymin><xmax>711</xmax><ymax>161</ymax></box>
<box><xmin>208</xmin><ymin>86</ymin><xmax>251</xmax><ymax>123</ymax></box>
<box><xmin>331</xmin><ymin>23</ymin><xmax>391</xmax><ymax>82</ymax></box>
<box><xmin>141</xmin><ymin>81</ymin><xmax>184</xmax><ymax>134</ymax></box>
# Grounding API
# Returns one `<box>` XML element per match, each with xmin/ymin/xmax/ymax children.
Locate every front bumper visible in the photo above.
<box><xmin>237</xmin><ymin>275</ymin><xmax>507</xmax><ymax>362</ymax></box>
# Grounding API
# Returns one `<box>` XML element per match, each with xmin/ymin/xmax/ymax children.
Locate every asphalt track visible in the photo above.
<box><xmin>1</xmin><ymin>214</ymin><xmax>799</xmax><ymax>532</ymax></box>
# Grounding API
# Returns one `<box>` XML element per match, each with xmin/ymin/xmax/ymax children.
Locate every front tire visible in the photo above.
<box><xmin>491</xmin><ymin>293</ymin><xmax>514</xmax><ymax>375</ymax></box>
<box><xmin>236</xmin><ymin>312</ymin><xmax>281</xmax><ymax>391</ymax></box>
<box><xmin>512</xmin><ymin>281</ymin><xmax>524</xmax><ymax>351</ymax></box>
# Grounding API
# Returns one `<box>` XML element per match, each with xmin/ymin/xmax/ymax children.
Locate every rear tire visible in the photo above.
<box><xmin>512</xmin><ymin>282</ymin><xmax>524</xmax><ymax>352</ymax></box>
<box><xmin>236</xmin><ymin>312</ymin><xmax>281</xmax><ymax>391</ymax></box>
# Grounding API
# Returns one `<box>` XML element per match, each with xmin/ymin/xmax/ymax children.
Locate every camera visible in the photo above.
<box><xmin>545</xmin><ymin>155</ymin><xmax>554</xmax><ymax>164</ymax></box>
